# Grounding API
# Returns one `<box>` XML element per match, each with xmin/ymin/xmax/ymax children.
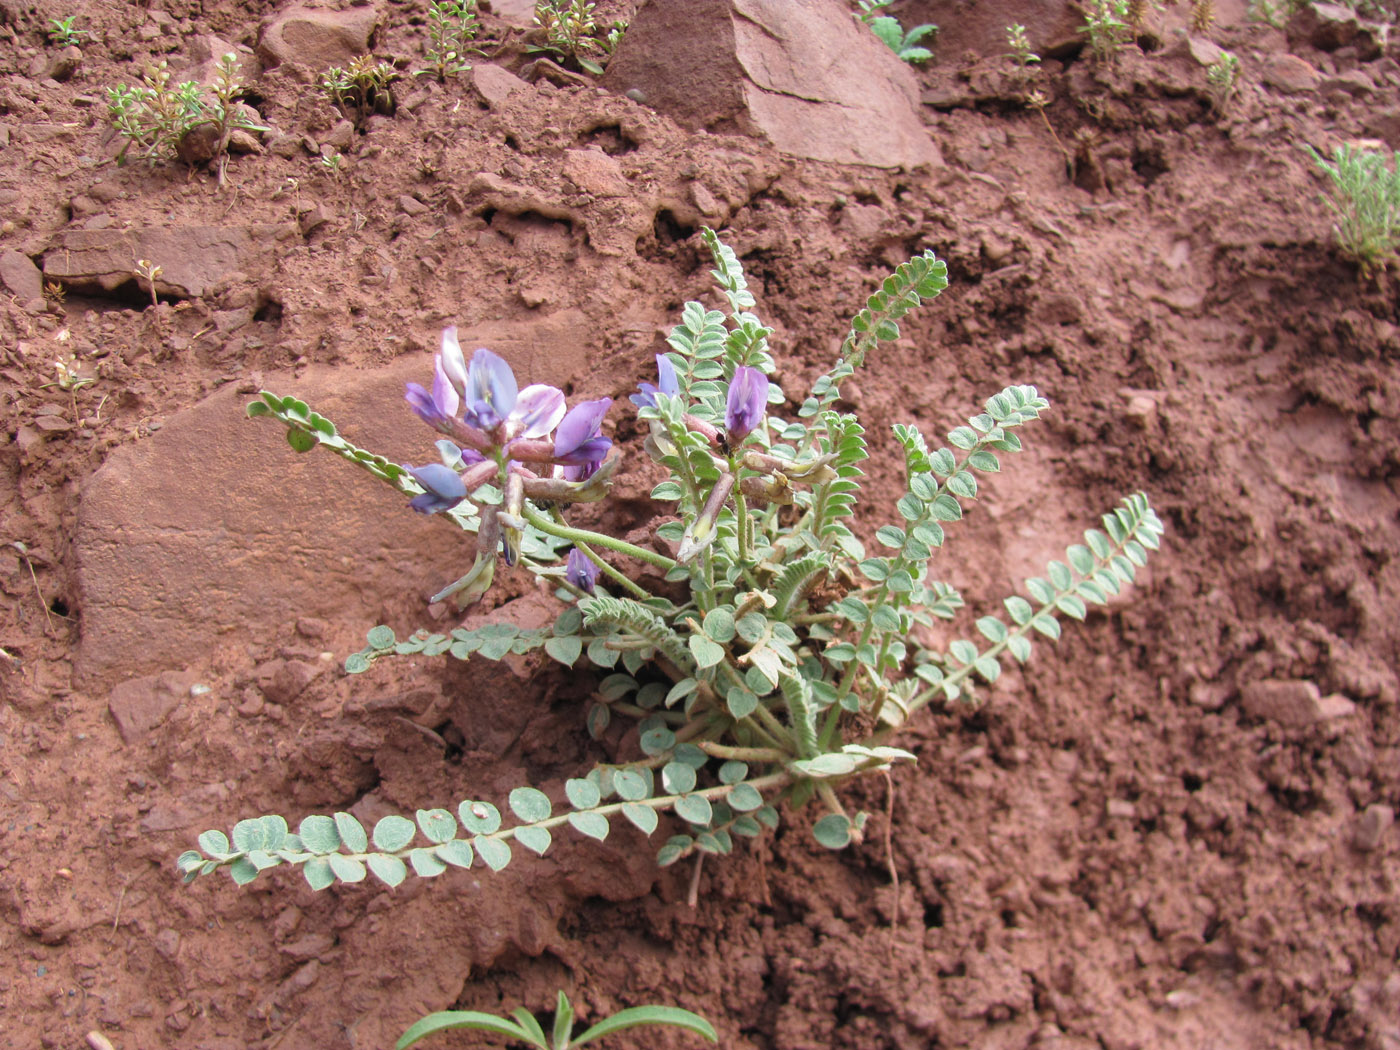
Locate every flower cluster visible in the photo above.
<box><xmin>402</xmin><ymin>327</ymin><xmax>615</xmax><ymax>603</ymax></box>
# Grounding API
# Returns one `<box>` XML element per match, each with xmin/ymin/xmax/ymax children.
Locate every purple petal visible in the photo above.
<box><xmin>439</xmin><ymin>327</ymin><xmax>468</xmax><ymax>398</ymax></box>
<box><xmin>431</xmin><ymin>358</ymin><xmax>461</xmax><ymax>419</ymax></box>
<box><xmin>566</xmin><ymin>547</ymin><xmax>599</xmax><ymax>593</ymax></box>
<box><xmin>464</xmin><ymin>348</ymin><xmax>517</xmax><ymax>429</ymax></box>
<box><xmin>555</xmin><ymin>434</ymin><xmax>611</xmax><ymax>467</ymax></box>
<box><xmin>405</xmin><ymin>381</ymin><xmax>440</xmax><ymax>425</ymax></box>
<box><xmin>405</xmin><ymin>462</ymin><xmax>467</xmax><ymax>514</ymax></box>
<box><xmin>512</xmin><ymin>384</ymin><xmax>567</xmax><ymax>439</ymax></box>
<box><xmin>725</xmin><ymin>366</ymin><xmax>769</xmax><ymax>442</ymax></box>
<box><xmin>554</xmin><ymin>398</ymin><xmax>613</xmax><ymax>457</ymax></box>
<box><xmin>657</xmin><ymin>354</ymin><xmax>678</xmax><ymax>396</ymax></box>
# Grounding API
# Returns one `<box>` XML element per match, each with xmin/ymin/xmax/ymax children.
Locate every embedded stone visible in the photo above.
<box><xmin>562</xmin><ymin>147</ymin><xmax>630</xmax><ymax>198</ymax></box>
<box><xmin>1261</xmin><ymin>54</ymin><xmax>1321</xmax><ymax>95</ymax></box>
<box><xmin>1240</xmin><ymin>679</ymin><xmax>1325</xmax><ymax>726</ymax></box>
<box><xmin>74</xmin><ymin>316</ymin><xmax>593</xmax><ymax>687</ymax></box>
<box><xmin>0</xmin><ymin>249</ymin><xmax>42</xmax><ymax>300</ymax></box>
<box><xmin>1354</xmin><ymin>804</ymin><xmax>1394</xmax><ymax>851</ymax></box>
<box><xmin>471</xmin><ymin>63</ymin><xmax>530</xmax><ymax>108</ymax></box>
<box><xmin>108</xmin><ymin>669</ymin><xmax>200</xmax><ymax>743</ymax></box>
<box><xmin>256</xmin><ymin>6</ymin><xmax>380</xmax><ymax>71</ymax></box>
<box><xmin>603</xmin><ymin>0</ymin><xmax>939</xmax><ymax>169</ymax></box>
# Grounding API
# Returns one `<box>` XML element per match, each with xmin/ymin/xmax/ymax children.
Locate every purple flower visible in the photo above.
<box><xmin>405</xmin><ymin>463</ymin><xmax>467</xmax><ymax>514</ymax></box>
<box><xmin>455</xmin><ymin>347</ymin><xmax>567</xmax><ymax>441</ymax></box>
<box><xmin>565</xmin><ymin>547</ymin><xmax>600</xmax><ymax>593</ymax></box>
<box><xmin>725</xmin><ymin>366</ymin><xmax>769</xmax><ymax>443</ymax></box>
<box><xmin>553</xmin><ymin>397</ymin><xmax>613</xmax><ymax>481</ymax></box>
<box><xmin>405</xmin><ymin>336</ymin><xmax>465</xmax><ymax>427</ymax></box>
<box><xmin>630</xmin><ymin>354</ymin><xmax>679</xmax><ymax>409</ymax></box>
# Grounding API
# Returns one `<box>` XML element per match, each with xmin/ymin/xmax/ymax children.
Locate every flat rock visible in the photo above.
<box><xmin>471</xmin><ymin>63</ymin><xmax>530</xmax><ymax>107</ymax></box>
<box><xmin>256</xmin><ymin>5</ymin><xmax>379</xmax><ymax>70</ymax></box>
<box><xmin>0</xmin><ymin>249</ymin><xmax>42</xmax><ymax>300</ymax></box>
<box><xmin>604</xmin><ymin>0</ymin><xmax>939</xmax><ymax>169</ymax></box>
<box><xmin>1240</xmin><ymin>678</ymin><xmax>1331</xmax><ymax>726</ymax></box>
<box><xmin>42</xmin><ymin>226</ymin><xmax>293</xmax><ymax>299</ymax></box>
<box><xmin>898</xmin><ymin>0</ymin><xmax>1082</xmax><ymax>60</ymax></box>
<box><xmin>1261</xmin><ymin>54</ymin><xmax>1321</xmax><ymax>95</ymax></box>
<box><xmin>109</xmin><ymin>669</ymin><xmax>200</xmax><ymax>743</ymax></box>
<box><xmin>74</xmin><ymin>316</ymin><xmax>593</xmax><ymax>688</ymax></box>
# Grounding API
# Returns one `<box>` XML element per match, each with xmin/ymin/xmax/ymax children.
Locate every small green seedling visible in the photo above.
<box><xmin>320</xmin><ymin>150</ymin><xmax>345</xmax><ymax>179</ymax></box>
<box><xmin>322</xmin><ymin>56</ymin><xmax>400</xmax><ymax>122</ymax></box>
<box><xmin>47</xmin><ymin>15</ymin><xmax>89</xmax><ymax>46</ymax></box>
<box><xmin>530</xmin><ymin>0</ymin><xmax>625</xmax><ymax>75</ymax></box>
<box><xmin>1006</xmin><ymin>23</ymin><xmax>1040</xmax><ymax>67</ymax></box>
<box><xmin>397</xmin><ymin>991</ymin><xmax>716</xmax><ymax>1050</ymax></box>
<box><xmin>1205</xmin><ymin>50</ymin><xmax>1239</xmax><ymax>112</ymax></box>
<box><xmin>1304</xmin><ymin>142</ymin><xmax>1400</xmax><ymax>277</ymax></box>
<box><xmin>1081</xmin><ymin>0</ymin><xmax>1133</xmax><ymax>62</ymax></box>
<box><xmin>417</xmin><ymin>0</ymin><xmax>483</xmax><ymax>81</ymax></box>
<box><xmin>856</xmin><ymin>0</ymin><xmax>936</xmax><ymax>63</ymax></box>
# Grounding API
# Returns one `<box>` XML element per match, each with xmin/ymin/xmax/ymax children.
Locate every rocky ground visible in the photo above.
<box><xmin>1</xmin><ymin>0</ymin><xmax>1398</xmax><ymax>1048</ymax></box>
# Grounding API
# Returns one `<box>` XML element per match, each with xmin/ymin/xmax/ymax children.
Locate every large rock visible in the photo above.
<box><xmin>897</xmin><ymin>0</ymin><xmax>1082</xmax><ymax>61</ymax></box>
<box><xmin>0</xmin><ymin>249</ymin><xmax>42</xmax><ymax>300</ymax></box>
<box><xmin>604</xmin><ymin>0</ymin><xmax>939</xmax><ymax>169</ymax></box>
<box><xmin>256</xmin><ymin>5</ymin><xmax>379</xmax><ymax>70</ymax></box>
<box><xmin>74</xmin><ymin>316</ymin><xmax>593</xmax><ymax>688</ymax></box>
<box><xmin>42</xmin><ymin>226</ymin><xmax>294</xmax><ymax>300</ymax></box>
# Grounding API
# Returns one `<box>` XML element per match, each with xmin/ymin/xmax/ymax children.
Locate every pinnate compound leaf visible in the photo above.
<box><xmin>674</xmin><ymin>794</ymin><xmax>713</xmax><ymax>825</ymax></box>
<box><xmin>813</xmin><ymin>813</ymin><xmax>852</xmax><ymax>849</ymax></box>
<box><xmin>299</xmin><ymin>815</ymin><xmax>340</xmax><ymax>854</ymax></box>
<box><xmin>509</xmin><ymin>787</ymin><xmax>552</xmax><ymax>822</ymax></box>
<box><xmin>303</xmin><ymin>856</ymin><xmax>335</xmax><ymax>891</ymax></box>
<box><xmin>514</xmin><ymin>825</ymin><xmax>552</xmax><ymax>855</ymax></box>
<box><xmin>435</xmin><ymin>840</ymin><xmax>474</xmax><ymax>868</ymax></box>
<box><xmin>569</xmin><ymin>811</ymin><xmax>610</xmax><ymax>841</ymax></box>
<box><xmin>409</xmin><ymin>848</ymin><xmax>448</xmax><ymax>877</ymax></box>
<box><xmin>473</xmin><ymin>837</ymin><xmax>511</xmax><ymax>871</ymax></box>
<box><xmin>328</xmin><ymin>854</ymin><xmax>367</xmax><ymax>883</ymax></box>
<box><xmin>373</xmin><ymin>815</ymin><xmax>417</xmax><ymax>852</ymax></box>
<box><xmin>622</xmin><ymin>803</ymin><xmax>659</xmax><ymax>835</ymax></box>
<box><xmin>458</xmin><ymin>800</ymin><xmax>502</xmax><ymax>834</ymax></box>
<box><xmin>367</xmin><ymin>853</ymin><xmax>407</xmax><ymax>887</ymax></box>
<box><xmin>335</xmin><ymin>812</ymin><xmax>368</xmax><ymax>853</ymax></box>
<box><xmin>565</xmin><ymin>778</ymin><xmax>601</xmax><ymax>810</ymax></box>
<box><xmin>613</xmin><ymin>768</ymin><xmax>650</xmax><ymax>801</ymax></box>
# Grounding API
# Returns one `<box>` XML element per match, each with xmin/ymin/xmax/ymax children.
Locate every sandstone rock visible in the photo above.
<box><xmin>256</xmin><ymin>6</ymin><xmax>379</xmax><ymax>71</ymax></box>
<box><xmin>471</xmin><ymin>63</ymin><xmax>530</xmax><ymax>108</ymax></box>
<box><xmin>562</xmin><ymin>147</ymin><xmax>630</xmax><ymax>198</ymax></box>
<box><xmin>604</xmin><ymin>0</ymin><xmax>939</xmax><ymax>169</ymax></box>
<box><xmin>0</xmin><ymin>249</ymin><xmax>42</xmax><ymax>300</ymax></box>
<box><xmin>42</xmin><ymin>226</ymin><xmax>293</xmax><ymax>299</ymax></box>
<box><xmin>108</xmin><ymin>669</ymin><xmax>200</xmax><ymax>743</ymax></box>
<box><xmin>1261</xmin><ymin>54</ymin><xmax>1321</xmax><ymax>95</ymax></box>
<box><xmin>255</xmin><ymin>658</ymin><xmax>324</xmax><ymax>705</ymax></box>
<box><xmin>1354</xmin><ymin>804</ymin><xmax>1394</xmax><ymax>851</ymax></box>
<box><xmin>1290</xmin><ymin>2</ymin><xmax>1364</xmax><ymax>51</ymax></box>
<box><xmin>74</xmin><ymin>316</ymin><xmax>593</xmax><ymax>688</ymax></box>
<box><xmin>1240</xmin><ymin>679</ymin><xmax>1328</xmax><ymax>726</ymax></box>
<box><xmin>898</xmin><ymin>0</ymin><xmax>1081</xmax><ymax>60</ymax></box>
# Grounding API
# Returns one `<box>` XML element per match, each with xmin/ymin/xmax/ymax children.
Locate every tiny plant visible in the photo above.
<box><xmin>530</xmin><ymin>0</ymin><xmax>625</xmax><ymax>75</ymax></box>
<box><xmin>106</xmin><ymin>54</ymin><xmax>267</xmax><ymax>179</ymax></box>
<box><xmin>1304</xmin><ymin>142</ymin><xmax>1400</xmax><ymax>277</ymax></box>
<box><xmin>177</xmin><ymin>230</ymin><xmax>1162</xmax><ymax>899</ymax></box>
<box><xmin>47</xmin><ymin>15</ymin><xmax>89</xmax><ymax>46</ymax></box>
<box><xmin>855</xmin><ymin>0</ymin><xmax>936</xmax><ymax>63</ymax></box>
<box><xmin>322</xmin><ymin>56</ymin><xmax>400</xmax><ymax>122</ymax></box>
<box><xmin>417</xmin><ymin>0</ymin><xmax>482</xmax><ymax>82</ymax></box>
<box><xmin>320</xmin><ymin>150</ymin><xmax>345</xmax><ymax>180</ymax></box>
<box><xmin>1006</xmin><ymin>23</ymin><xmax>1040</xmax><ymax>67</ymax></box>
<box><xmin>397</xmin><ymin>990</ymin><xmax>715</xmax><ymax>1050</ymax></box>
<box><xmin>1205</xmin><ymin>50</ymin><xmax>1239</xmax><ymax>112</ymax></box>
<box><xmin>1080</xmin><ymin>0</ymin><xmax>1133</xmax><ymax>62</ymax></box>
<box><xmin>134</xmin><ymin>259</ymin><xmax>162</xmax><ymax>310</ymax></box>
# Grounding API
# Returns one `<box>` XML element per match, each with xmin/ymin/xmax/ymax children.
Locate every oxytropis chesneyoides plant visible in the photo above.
<box><xmin>178</xmin><ymin>230</ymin><xmax>1161</xmax><ymax>900</ymax></box>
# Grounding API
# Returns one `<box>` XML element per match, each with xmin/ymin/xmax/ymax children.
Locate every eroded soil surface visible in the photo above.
<box><xmin>2</xmin><ymin>1</ymin><xmax>1399</xmax><ymax>1048</ymax></box>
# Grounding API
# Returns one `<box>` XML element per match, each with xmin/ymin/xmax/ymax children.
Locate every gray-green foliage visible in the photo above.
<box><xmin>321</xmin><ymin>55</ymin><xmax>400</xmax><ymax>122</ymax></box>
<box><xmin>855</xmin><ymin>0</ymin><xmax>936</xmax><ymax>63</ymax></box>
<box><xmin>1205</xmin><ymin>50</ymin><xmax>1240</xmax><ymax>112</ymax></box>
<box><xmin>397</xmin><ymin>990</ymin><xmax>716</xmax><ymax>1049</ymax></box>
<box><xmin>183</xmin><ymin>229</ymin><xmax>1163</xmax><ymax>894</ymax></box>
<box><xmin>107</xmin><ymin>54</ymin><xmax>267</xmax><ymax>170</ymax></box>
<box><xmin>1304</xmin><ymin>142</ymin><xmax>1400</xmax><ymax>277</ymax></box>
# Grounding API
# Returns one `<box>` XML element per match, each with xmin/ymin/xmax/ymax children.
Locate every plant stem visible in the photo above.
<box><xmin>548</xmin><ymin>507</ymin><xmax>649</xmax><ymax>600</ymax></box>
<box><xmin>522</xmin><ymin>504</ymin><xmax>676</xmax><ymax>572</ymax></box>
